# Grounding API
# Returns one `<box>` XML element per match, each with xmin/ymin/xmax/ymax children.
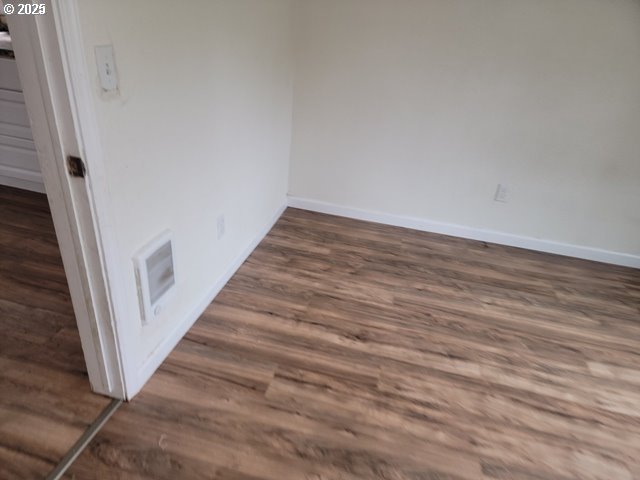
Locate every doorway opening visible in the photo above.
<box><xmin>1</xmin><ymin>6</ymin><xmax>125</xmax><ymax>477</ymax></box>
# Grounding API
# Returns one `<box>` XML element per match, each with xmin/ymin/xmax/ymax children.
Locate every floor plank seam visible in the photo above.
<box><xmin>44</xmin><ymin>399</ymin><xmax>122</xmax><ymax>480</ymax></box>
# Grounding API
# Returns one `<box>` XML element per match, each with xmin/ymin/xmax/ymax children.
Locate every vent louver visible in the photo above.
<box><xmin>134</xmin><ymin>231</ymin><xmax>175</xmax><ymax>324</ymax></box>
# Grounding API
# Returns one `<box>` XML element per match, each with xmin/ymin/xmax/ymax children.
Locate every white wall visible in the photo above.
<box><xmin>289</xmin><ymin>0</ymin><xmax>640</xmax><ymax>259</ymax></box>
<box><xmin>76</xmin><ymin>0</ymin><xmax>293</xmax><ymax>396</ymax></box>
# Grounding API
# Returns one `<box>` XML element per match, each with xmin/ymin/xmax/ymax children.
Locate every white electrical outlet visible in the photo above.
<box><xmin>217</xmin><ymin>215</ymin><xmax>226</xmax><ymax>240</ymax></box>
<box><xmin>494</xmin><ymin>184</ymin><xmax>510</xmax><ymax>203</ymax></box>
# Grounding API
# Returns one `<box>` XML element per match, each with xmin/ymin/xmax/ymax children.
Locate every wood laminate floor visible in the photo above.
<box><xmin>66</xmin><ymin>208</ymin><xmax>640</xmax><ymax>479</ymax></box>
<box><xmin>0</xmin><ymin>185</ymin><xmax>111</xmax><ymax>479</ymax></box>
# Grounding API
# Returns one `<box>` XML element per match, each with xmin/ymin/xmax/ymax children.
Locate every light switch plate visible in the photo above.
<box><xmin>95</xmin><ymin>45</ymin><xmax>118</xmax><ymax>92</ymax></box>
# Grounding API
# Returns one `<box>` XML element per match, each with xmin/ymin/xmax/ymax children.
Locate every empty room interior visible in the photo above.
<box><xmin>1</xmin><ymin>0</ymin><xmax>639</xmax><ymax>479</ymax></box>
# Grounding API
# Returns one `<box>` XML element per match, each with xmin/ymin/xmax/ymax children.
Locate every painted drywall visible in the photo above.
<box><xmin>75</xmin><ymin>0</ymin><xmax>293</xmax><ymax>396</ymax></box>
<box><xmin>289</xmin><ymin>0</ymin><xmax>640</xmax><ymax>257</ymax></box>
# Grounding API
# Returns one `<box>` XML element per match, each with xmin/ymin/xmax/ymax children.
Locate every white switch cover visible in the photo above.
<box><xmin>95</xmin><ymin>45</ymin><xmax>118</xmax><ymax>91</ymax></box>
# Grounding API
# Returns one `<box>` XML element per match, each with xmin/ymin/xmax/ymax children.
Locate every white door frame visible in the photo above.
<box><xmin>6</xmin><ymin>1</ymin><xmax>128</xmax><ymax>399</ymax></box>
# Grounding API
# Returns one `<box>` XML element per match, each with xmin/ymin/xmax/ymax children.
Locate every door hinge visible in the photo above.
<box><xmin>67</xmin><ymin>155</ymin><xmax>86</xmax><ymax>178</ymax></box>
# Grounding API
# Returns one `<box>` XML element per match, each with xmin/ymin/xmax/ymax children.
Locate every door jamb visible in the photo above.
<box><xmin>6</xmin><ymin>1</ymin><xmax>128</xmax><ymax>399</ymax></box>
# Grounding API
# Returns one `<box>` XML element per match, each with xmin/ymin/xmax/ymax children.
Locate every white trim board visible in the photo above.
<box><xmin>134</xmin><ymin>202</ymin><xmax>288</xmax><ymax>398</ymax></box>
<box><xmin>51</xmin><ymin>0</ymin><xmax>128</xmax><ymax>398</ymax></box>
<box><xmin>7</xmin><ymin>2</ymin><xmax>127</xmax><ymax>398</ymax></box>
<box><xmin>0</xmin><ymin>164</ymin><xmax>43</xmax><ymax>182</ymax></box>
<box><xmin>288</xmin><ymin>196</ymin><xmax>640</xmax><ymax>269</ymax></box>
<box><xmin>0</xmin><ymin>164</ymin><xmax>45</xmax><ymax>193</ymax></box>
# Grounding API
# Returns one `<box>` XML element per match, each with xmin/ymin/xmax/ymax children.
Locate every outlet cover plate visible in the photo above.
<box><xmin>494</xmin><ymin>184</ymin><xmax>510</xmax><ymax>203</ymax></box>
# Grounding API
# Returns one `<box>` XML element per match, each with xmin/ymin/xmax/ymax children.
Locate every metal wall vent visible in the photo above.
<box><xmin>134</xmin><ymin>231</ymin><xmax>175</xmax><ymax>324</ymax></box>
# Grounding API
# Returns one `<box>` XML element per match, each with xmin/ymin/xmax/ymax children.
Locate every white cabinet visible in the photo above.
<box><xmin>0</xmin><ymin>56</ymin><xmax>43</xmax><ymax>192</ymax></box>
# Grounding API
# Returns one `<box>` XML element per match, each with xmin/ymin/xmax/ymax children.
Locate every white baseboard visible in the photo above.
<box><xmin>0</xmin><ymin>165</ymin><xmax>45</xmax><ymax>193</ymax></box>
<box><xmin>133</xmin><ymin>202</ymin><xmax>287</xmax><ymax>398</ymax></box>
<box><xmin>288</xmin><ymin>196</ymin><xmax>640</xmax><ymax>269</ymax></box>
